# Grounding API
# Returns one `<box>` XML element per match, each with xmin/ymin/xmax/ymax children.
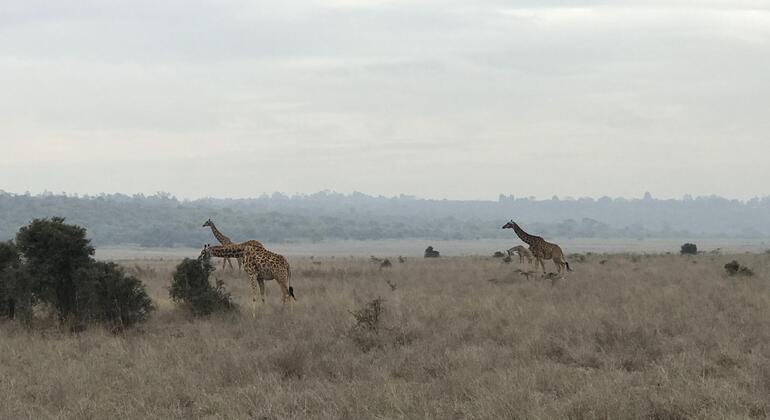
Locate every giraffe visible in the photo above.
<box><xmin>203</xmin><ymin>219</ymin><xmax>267</xmax><ymax>272</ymax></box>
<box><xmin>202</xmin><ymin>219</ymin><xmax>237</xmax><ymax>271</ymax></box>
<box><xmin>507</xmin><ymin>245</ymin><xmax>534</xmax><ymax>265</ymax></box>
<box><xmin>502</xmin><ymin>220</ymin><xmax>572</xmax><ymax>274</ymax></box>
<box><xmin>200</xmin><ymin>243</ymin><xmax>295</xmax><ymax>316</ymax></box>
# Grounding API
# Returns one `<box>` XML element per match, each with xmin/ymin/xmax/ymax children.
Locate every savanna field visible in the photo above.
<box><xmin>2</xmin><ymin>252</ymin><xmax>770</xmax><ymax>419</ymax></box>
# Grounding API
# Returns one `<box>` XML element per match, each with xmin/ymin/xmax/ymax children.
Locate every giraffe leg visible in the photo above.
<box><xmin>251</xmin><ymin>279</ymin><xmax>266</xmax><ymax>318</ymax></box>
<box><xmin>248</xmin><ymin>274</ymin><xmax>260</xmax><ymax>318</ymax></box>
<box><xmin>557</xmin><ymin>254</ymin><xmax>571</xmax><ymax>274</ymax></box>
<box><xmin>538</xmin><ymin>258</ymin><xmax>546</xmax><ymax>274</ymax></box>
<box><xmin>275</xmin><ymin>271</ymin><xmax>291</xmax><ymax>306</ymax></box>
<box><xmin>222</xmin><ymin>258</ymin><xmax>227</xmax><ymax>271</ymax></box>
<box><xmin>257</xmin><ymin>279</ymin><xmax>266</xmax><ymax>304</ymax></box>
<box><xmin>237</xmin><ymin>257</ymin><xmax>242</xmax><ymax>273</ymax></box>
<box><xmin>227</xmin><ymin>258</ymin><xmax>235</xmax><ymax>272</ymax></box>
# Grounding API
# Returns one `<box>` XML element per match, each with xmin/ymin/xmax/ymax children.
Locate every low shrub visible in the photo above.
<box><xmin>170</xmin><ymin>255</ymin><xmax>236</xmax><ymax>316</ymax></box>
<box><xmin>680</xmin><ymin>243</ymin><xmax>698</xmax><ymax>255</ymax></box>
<box><xmin>76</xmin><ymin>261</ymin><xmax>154</xmax><ymax>331</ymax></box>
<box><xmin>424</xmin><ymin>246</ymin><xmax>440</xmax><ymax>258</ymax></box>
<box><xmin>724</xmin><ymin>260</ymin><xmax>754</xmax><ymax>277</ymax></box>
<box><xmin>350</xmin><ymin>298</ymin><xmax>384</xmax><ymax>332</ymax></box>
<box><xmin>348</xmin><ymin>298</ymin><xmax>385</xmax><ymax>352</ymax></box>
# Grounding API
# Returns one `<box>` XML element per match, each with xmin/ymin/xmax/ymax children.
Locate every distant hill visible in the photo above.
<box><xmin>1</xmin><ymin>191</ymin><xmax>769</xmax><ymax>247</ymax></box>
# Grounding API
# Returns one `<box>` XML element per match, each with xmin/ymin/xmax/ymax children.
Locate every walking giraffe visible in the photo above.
<box><xmin>507</xmin><ymin>245</ymin><xmax>534</xmax><ymax>265</ymax></box>
<box><xmin>502</xmin><ymin>220</ymin><xmax>571</xmax><ymax>274</ymax></box>
<box><xmin>200</xmin><ymin>243</ymin><xmax>295</xmax><ymax>316</ymax></box>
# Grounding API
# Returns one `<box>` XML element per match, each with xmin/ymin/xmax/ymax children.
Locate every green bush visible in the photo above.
<box><xmin>169</xmin><ymin>255</ymin><xmax>236</xmax><ymax>316</ymax></box>
<box><xmin>680</xmin><ymin>243</ymin><xmax>698</xmax><ymax>255</ymax></box>
<box><xmin>0</xmin><ymin>241</ymin><xmax>19</xmax><ymax>318</ymax></box>
<box><xmin>76</xmin><ymin>262</ymin><xmax>154</xmax><ymax>330</ymax></box>
<box><xmin>0</xmin><ymin>241</ymin><xmax>33</xmax><ymax>322</ymax></box>
<box><xmin>5</xmin><ymin>218</ymin><xmax>153</xmax><ymax>330</ymax></box>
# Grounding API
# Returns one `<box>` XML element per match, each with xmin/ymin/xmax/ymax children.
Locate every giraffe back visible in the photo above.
<box><xmin>242</xmin><ymin>246</ymin><xmax>290</xmax><ymax>280</ymax></box>
<box><xmin>239</xmin><ymin>239</ymin><xmax>265</xmax><ymax>249</ymax></box>
<box><xmin>532</xmin><ymin>241</ymin><xmax>564</xmax><ymax>260</ymax></box>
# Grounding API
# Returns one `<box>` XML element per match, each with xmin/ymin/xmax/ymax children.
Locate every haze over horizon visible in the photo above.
<box><xmin>1</xmin><ymin>188</ymin><xmax>768</xmax><ymax>203</ymax></box>
<box><xmin>2</xmin><ymin>1</ymin><xmax>769</xmax><ymax>200</ymax></box>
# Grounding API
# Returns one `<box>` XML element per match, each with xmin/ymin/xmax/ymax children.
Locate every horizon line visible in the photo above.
<box><xmin>2</xmin><ymin>189</ymin><xmax>769</xmax><ymax>203</ymax></box>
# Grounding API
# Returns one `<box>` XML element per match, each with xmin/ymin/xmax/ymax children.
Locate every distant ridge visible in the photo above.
<box><xmin>1</xmin><ymin>191</ymin><xmax>769</xmax><ymax>246</ymax></box>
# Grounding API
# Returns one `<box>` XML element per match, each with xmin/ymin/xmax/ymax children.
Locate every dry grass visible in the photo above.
<box><xmin>2</xmin><ymin>252</ymin><xmax>770</xmax><ymax>419</ymax></box>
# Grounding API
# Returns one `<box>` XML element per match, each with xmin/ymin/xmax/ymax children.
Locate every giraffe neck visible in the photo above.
<box><xmin>513</xmin><ymin>223</ymin><xmax>537</xmax><ymax>246</ymax></box>
<box><xmin>207</xmin><ymin>222</ymin><xmax>232</xmax><ymax>245</ymax></box>
<box><xmin>209</xmin><ymin>245</ymin><xmax>243</xmax><ymax>258</ymax></box>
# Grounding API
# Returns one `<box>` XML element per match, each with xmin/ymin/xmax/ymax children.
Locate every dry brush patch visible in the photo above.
<box><xmin>1</xmin><ymin>253</ymin><xmax>770</xmax><ymax>419</ymax></box>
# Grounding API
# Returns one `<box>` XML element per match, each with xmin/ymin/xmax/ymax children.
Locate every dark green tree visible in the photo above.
<box><xmin>0</xmin><ymin>241</ymin><xmax>22</xmax><ymax>319</ymax></box>
<box><xmin>15</xmin><ymin>217</ymin><xmax>94</xmax><ymax>322</ymax></box>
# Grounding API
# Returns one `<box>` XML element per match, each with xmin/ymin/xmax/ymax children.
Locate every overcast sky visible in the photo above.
<box><xmin>1</xmin><ymin>0</ymin><xmax>769</xmax><ymax>200</ymax></box>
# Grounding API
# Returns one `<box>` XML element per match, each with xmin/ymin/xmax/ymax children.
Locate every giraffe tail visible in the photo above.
<box><xmin>565</xmin><ymin>261</ymin><xmax>573</xmax><ymax>272</ymax></box>
<box><xmin>287</xmin><ymin>266</ymin><xmax>296</xmax><ymax>300</ymax></box>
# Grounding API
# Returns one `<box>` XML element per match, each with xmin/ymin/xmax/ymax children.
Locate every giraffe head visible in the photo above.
<box><xmin>198</xmin><ymin>243</ymin><xmax>212</xmax><ymax>260</ymax></box>
<box><xmin>502</xmin><ymin>220</ymin><xmax>516</xmax><ymax>229</ymax></box>
<box><xmin>202</xmin><ymin>218</ymin><xmax>214</xmax><ymax>228</ymax></box>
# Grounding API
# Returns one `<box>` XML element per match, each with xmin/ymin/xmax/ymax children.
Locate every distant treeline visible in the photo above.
<box><xmin>1</xmin><ymin>191</ymin><xmax>769</xmax><ymax>247</ymax></box>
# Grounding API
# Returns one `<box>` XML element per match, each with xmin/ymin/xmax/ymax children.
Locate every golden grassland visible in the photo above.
<box><xmin>2</xmin><ymin>252</ymin><xmax>770</xmax><ymax>419</ymax></box>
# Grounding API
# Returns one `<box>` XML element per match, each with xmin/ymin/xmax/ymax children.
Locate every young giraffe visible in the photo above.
<box><xmin>502</xmin><ymin>220</ymin><xmax>572</xmax><ymax>274</ymax></box>
<box><xmin>507</xmin><ymin>245</ymin><xmax>534</xmax><ymax>265</ymax></box>
<box><xmin>200</xmin><ymin>243</ymin><xmax>295</xmax><ymax>316</ymax></box>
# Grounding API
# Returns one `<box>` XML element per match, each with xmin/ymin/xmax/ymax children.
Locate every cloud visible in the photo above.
<box><xmin>0</xmin><ymin>0</ymin><xmax>769</xmax><ymax>199</ymax></box>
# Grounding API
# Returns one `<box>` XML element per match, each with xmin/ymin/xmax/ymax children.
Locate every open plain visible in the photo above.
<box><xmin>2</xmin><ymin>251</ymin><xmax>770</xmax><ymax>419</ymax></box>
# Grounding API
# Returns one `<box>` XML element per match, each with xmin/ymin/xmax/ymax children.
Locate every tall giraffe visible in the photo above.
<box><xmin>202</xmin><ymin>219</ymin><xmax>241</xmax><ymax>271</ymax></box>
<box><xmin>200</xmin><ymin>243</ymin><xmax>295</xmax><ymax>316</ymax></box>
<box><xmin>502</xmin><ymin>220</ymin><xmax>571</xmax><ymax>274</ymax></box>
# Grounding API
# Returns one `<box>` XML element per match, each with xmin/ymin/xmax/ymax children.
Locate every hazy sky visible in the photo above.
<box><xmin>1</xmin><ymin>0</ymin><xmax>769</xmax><ymax>200</ymax></box>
